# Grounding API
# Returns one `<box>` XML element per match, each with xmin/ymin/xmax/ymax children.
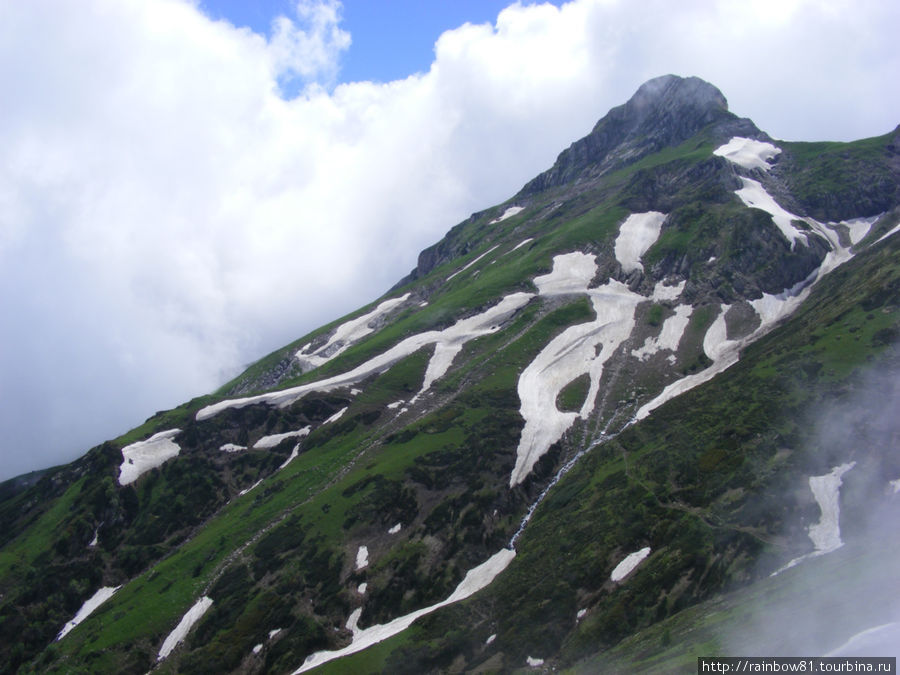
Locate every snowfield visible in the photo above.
<box><xmin>713</xmin><ymin>136</ymin><xmax>781</xmax><ymax>171</ymax></box>
<box><xmin>158</xmin><ymin>596</ymin><xmax>213</xmax><ymax>661</ymax></box>
<box><xmin>56</xmin><ymin>586</ymin><xmax>120</xmax><ymax>640</ymax></box>
<box><xmin>735</xmin><ymin>178</ymin><xmax>809</xmax><ymax>249</ymax></box>
<box><xmin>253</xmin><ymin>427</ymin><xmax>311</xmax><ymax>449</ymax></box>
<box><xmin>293</xmin><ymin>548</ymin><xmax>516</xmax><ymax>673</ymax></box>
<box><xmin>614</xmin><ymin>212</ymin><xmax>667</xmax><ymax>274</ymax></box>
<box><xmin>355</xmin><ymin>545</ymin><xmax>369</xmax><ymax>570</ymax></box>
<box><xmin>490</xmin><ymin>205</ymin><xmax>524</xmax><ymax>223</ymax></box>
<box><xmin>610</xmin><ymin>547</ymin><xmax>651</xmax><ymax>581</ymax></box>
<box><xmin>118</xmin><ymin>429</ymin><xmax>181</xmax><ymax>486</ymax></box>
<box><xmin>220</xmin><ymin>443</ymin><xmax>246</xmax><ymax>453</ymax></box>
<box><xmin>295</xmin><ymin>294</ymin><xmax>410</xmax><ymax>372</ymax></box>
<box><xmin>632</xmin><ymin>304</ymin><xmax>693</xmax><ymax>361</ymax></box>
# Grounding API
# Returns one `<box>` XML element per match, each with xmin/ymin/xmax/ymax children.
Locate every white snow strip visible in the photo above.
<box><xmin>118</xmin><ymin>429</ymin><xmax>181</xmax><ymax>486</ymax></box>
<box><xmin>279</xmin><ymin>444</ymin><xmax>301</xmax><ymax>470</ymax></box>
<box><xmin>614</xmin><ymin>211</ymin><xmax>667</xmax><ymax>274</ymax></box>
<box><xmin>527</xmin><ymin>656</ymin><xmax>545</xmax><ymax>667</ymax></box>
<box><xmin>253</xmin><ymin>643</ymin><xmax>263</xmax><ymax>654</ymax></box>
<box><xmin>651</xmin><ymin>279</ymin><xmax>685</xmax><ymax>302</ymax></box>
<box><xmin>355</xmin><ymin>545</ymin><xmax>369</xmax><ymax>570</ymax></box>
<box><xmin>841</xmin><ymin>215</ymin><xmax>879</xmax><ymax>246</ymax></box>
<box><xmin>350</xmin><ymin>388</ymin><xmax>362</xmax><ymax>395</ymax></box>
<box><xmin>825</xmin><ymin>622</ymin><xmax>900</xmax><ymax>657</ymax></box>
<box><xmin>56</xmin><ymin>586</ymin><xmax>120</xmax><ymax>640</ymax></box>
<box><xmin>774</xmin><ymin>462</ymin><xmax>856</xmax><ymax>575</ymax></box>
<box><xmin>576</xmin><ymin>609</ymin><xmax>587</xmax><ymax>620</ymax></box>
<box><xmin>388</xmin><ymin>523</ymin><xmax>402</xmax><ymax>534</ymax></box>
<box><xmin>735</xmin><ymin>178</ymin><xmax>809</xmax><ymax>249</ymax></box>
<box><xmin>509</xmin><ymin>237</ymin><xmax>534</xmax><ymax>253</ymax></box>
<box><xmin>490</xmin><ymin>205</ymin><xmax>524</xmax><ymax>223</ymax></box>
<box><xmin>446</xmin><ymin>245</ymin><xmax>500</xmax><ymax>281</ymax></box>
<box><xmin>238</xmin><ymin>479</ymin><xmax>263</xmax><ymax>496</ymax></box>
<box><xmin>88</xmin><ymin>530</ymin><xmax>98</xmax><ymax>547</ymax></box>
<box><xmin>323</xmin><ymin>407</ymin><xmax>348</xmax><ymax>425</ymax></box>
<box><xmin>611</xmin><ymin>547</ymin><xmax>651</xmax><ymax>582</ymax></box>
<box><xmin>486</xmin><ymin>633</ymin><xmax>497</xmax><ymax>645</ymax></box>
<box><xmin>158</xmin><ymin>596</ymin><xmax>213</xmax><ymax>661</ymax></box>
<box><xmin>632</xmin><ymin>304</ymin><xmax>693</xmax><ymax>361</ymax></box>
<box><xmin>197</xmin><ymin>292</ymin><xmax>532</xmax><ymax>422</ymax></box>
<box><xmin>293</xmin><ymin>549</ymin><xmax>515</xmax><ymax>673</ymax></box>
<box><xmin>875</xmin><ymin>220</ymin><xmax>900</xmax><ymax>245</ymax></box>
<box><xmin>294</xmin><ymin>294</ymin><xmax>410</xmax><ymax>372</ymax></box>
<box><xmin>419</xmin><ymin>301</ymin><xmax>429</xmax><ymax>307</ymax></box>
<box><xmin>269</xmin><ymin>628</ymin><xmax>282</xmax><ymax>639</ymax></box>
<box><xmin>386</xmin><ymin>400</ymin><xmax>405</xmax><ymax>410</ymax></box>
<box><xmin>254</xmin><ymin>427</ymin><xmax>311</xmax><ymax>449</ymax></box>
<box><xmin>510</xmin><ymin>253</ymin><xmax>644</xmax><ymax>486</ymax></box>
<box><xmin>713</xmin><ymin>137</ymin><xmax>781</xmax><ymax>171</ymax></box>
<box><xmin>345</xmin><ymin>607</ymin><xmax>362</xmax><ymax>637</ymax></box>
<box><xmin>357</xmin><ymin>582</ymin><xmax>367</xmax><ymax>595</ymax></box>
<box><xmin>220</xmin><ymin>443</ymin><xmax>246</xmax><ymax>453</ymax></box>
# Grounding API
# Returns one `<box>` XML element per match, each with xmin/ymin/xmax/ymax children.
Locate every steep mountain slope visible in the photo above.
<box><xmin>1</xmin><ymin>75</ymin><xmax>898</xmax><ymax>674</ymax></box>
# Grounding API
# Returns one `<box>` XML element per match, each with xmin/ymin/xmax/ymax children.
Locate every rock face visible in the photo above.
<box><xmin>3</xmin><ymin>76</ymin><xmax>899</xmax><ymax>675</ymax></box>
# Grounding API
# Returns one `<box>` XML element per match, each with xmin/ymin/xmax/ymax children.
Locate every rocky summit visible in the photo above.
<box><xmin>2</xmin><ymin>75</ymin><xmax>899</xmax><ymax>674</ymax></box>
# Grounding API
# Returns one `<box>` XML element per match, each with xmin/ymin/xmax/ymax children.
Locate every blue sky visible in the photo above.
<box><xmin>201</xmin><ymin>1</ymin><xmax>556</xmax><ymax>85</ymax></box>
<box><xmin>1</xmin><ymin>0</ymin><xmax>898</xmax><ymax>480</ymax></box>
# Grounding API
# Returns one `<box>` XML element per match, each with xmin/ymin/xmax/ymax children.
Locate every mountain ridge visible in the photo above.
<box><xmin>1</xmin><ymin>75</ymin><xmax>898</xmax><ymax>674</ymax></box>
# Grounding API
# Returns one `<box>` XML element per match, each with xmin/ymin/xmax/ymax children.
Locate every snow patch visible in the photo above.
<box><xmin>576</xmin><ymin>609</ymin><xmax>587</xmax><ymax>620</ymax></box>
<box><xmin>485</xmin><ymin>633</ymin><xmax>496</xmax><ymax>645</ymax></box>
<box><xmin>527</xmin><ymin>656</ymin><xmax>545</xmax><ymax>667</ymax></box>
<box><xmin>293</xmin><ymin>549</ymin><xmax>515</xmax><ymax>673</ymax></box>
<box><xmin>651</xmin><ymin>279</ymin><xmax>685</xmax><ymax>301</ymax></box>
<box><xmin>735</xmin><ymin>178</ymin><xmax>808</xmax><ymax>249</ymax></box>
<box><xmin>198</xmin><ymin>293</ymin><xmax>532</xmax><ymax>421</ymax></box>
<box><xmin>774</xmin><ymin>462</ymin><xmax>855</xmax><ymax>575</ymax></box>
<box><xmin>118</xmin><ymin>429</ymin><xmax>181</xmax><ymax>486</ymax></box>
<box><xmin>713</xmin><ymin>137</ymin><xmax>781</xmax><ymax>171</ymax></box>
<box><xmin>56</xmin><ymin>586</ymin><xmax>120</xmax><ymax>640</ymax></box>
<box><xmin>510</xmin><ymin>237</ymin><xmax>534</xmax><ymax>253</ymax></box>
<box><xmin>220</xmin><ymin>443</ymin><xmax>246</xmax><ymax>453</ymax></box>
<box><xmin>357</xmin><ymin>582</ymin><xmax>367</xmax><ymax>594</ymax></box>
<box><xmin>88</xmin><ymin>530</ymin><xmax>98</xmax><ymax>547</ymax></box>
<box><xmin>490</xmin><ymin>205</ymin><xmax>524</xmax><ymax>223</ymax></box>
<box><xmin>614</xmin><ymin>212</ymin><xmax>667</xmax><ymax>274</ymax></box>
<box><xmin>323</xmin><ymin>407</ymin><xmax>348</xmax><ymax>425</ymax></box>
<box><xmin>611</xmin><ymin>547</ymin><xmax>651</xmax><ymax>582</ymax></box>
<box><xmin>253</xmin><ymin>643</ymin><xmax>263</xmax><ymax>654</ymax></box>
<box><xmin>279</xmin><ymin>444</ymin><xmax>301</xmax><ymax>470</ymax></box>
<box><xmin>355</xmin><ymin>545</ymin><xmax>369</xmax><ymax>570</ymax></box>
<box><xmin>158</xmin><ymin>596</ymin><xmax>213</xmax><ymax>661</ymax></box>
<box><xmin>269</xmin><ymin>628</ymin><xmax>282</xmax><ymax>639</ymax></box>
<box><xmin>447</xmin><ymin>244</ymin><xmax>500</xmax><ymax>281</ymax></box>
<box><xmin>239</xmin><ymin>479</ymin><xmax>263</xmax><ymax>496</ymax></box>
<box><xmin>841</xmin><ymin>215</ymin><xmax>879</xmax><ymax>246</ymax></box>
<box><xmin>386</xmin><ymin>400</ymin><xmax>405</xmax><ymax>410</ymax></box>
<box><xmin>511</xmin><ymin>256</ymin><xmax>645</xmax><ymax>486</ymax></box>
<box><xmin>294</xmin><ymin>294</ymin><xmax>410</xmax><ymax>372</ymax></box>
<box><xmin>253</xmin><ymin>427</ymin><xmax>310</xmax><ymax>449</ymax></box>
<box><xmin>632</xmin><ymin>304</ymin><xmax>693</xmax><ymax>361</ymax></box>
<box><xmin>388</xmin><ymin>523</ymin><xmax>402</xmax><ymax>534</ymax></box>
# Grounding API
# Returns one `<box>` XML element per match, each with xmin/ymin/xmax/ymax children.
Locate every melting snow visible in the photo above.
<box><xmin>253</xmin><ymin>643</ymin><xmax>263</xmax><ymax>654</ymax></box>
<box><xmin>386</xmin><ymin>400</ymin><xmax>404</xmax><ymax>410</ymax></box>
<box><xmin>651</xmin><ymin>279</ymin><xmax>685</xmax><ymax>301</ymax></box>
<box><xmin>842</xmin><ymin>215</ymin><xmax>879</xmax><ymax>246</ymax></box>
<box><xmin>527</xmin><ymin>656</ymin><xmax>545</xmax><ymax>666</ymax></box>
<box><xmin>632</xmin><ymin>304</ymin><xmax>693</xmax><ymax>361</ymax></box>
<box><xmin>357</xmin><ymin>582</ymin><xmax>367</xmax><ymax>595</ymax></box>
<box><xmin>447</xmin><ymin>245</ymin><xmax>500</xmax><ymax>281</ymax></box>
<box><xmin>88</xmin><ymin>530</ymin><xmax>98</xmax><ymax>547</ymax></box>
<box><xmin>486</xmin><ymin>633</ymin><xmax>496</xmax><ymax>644</ymax></box>
<box><xmin>279</xmin><ymin>444</ymin><xmax>301</xmax><ymax>470</ymax></box>
<box><xmin>323</xmin><ymin>407</ymin><xmax>348</xmax><ymax>425</ymax></box>
<box><xmin>510</xmin><ymin>237</ymin><xmax>534</xmax><ymax>253</ymax></box>
<box><xmin>295</xmin><ymin>294</ymin><xmax>410</xmax><ymax>372</ymax></box>
<box><xmin>293</xmin><ymin>549</ymin><xmax>515</xmax><ymax>673</ymax></box>
<box><xmin>614</xmin><ymin>212</ymin><xmax>667</xmax><ymax>274</ymax></box>
<box><xmin>774</xmin><ymin>462</ymin><xmax>856</xmax><ymax>575</ymax></box>
<box><xmin>388</xmin><ymin>523</ymin><xmax>402</xmax><ymax>534</ymax></box>
<box><xmin>118</xmin><ymin>429</ymin><xmax>181</xmax><ymax>486</ymax></box>
<box><xmin>355</xmin><ymin>545</ymin><xmax>369</xmax><ymax>570</ymax></box>
<box><xmin>238</xmin><ymin>479</ymin><xmax>263</xmax><ymax>496</ymax></box>
<box><xmin>158</xmin><ymin>596</ymin><xmax>213</xmax><ymax>661</ymax></box>
<box><xmin>220</xmin><ymin>443</ymin><xmax>246</xmax><ymax>453</ymax></box>
<box><xmin>576</xmin><ymin>609</ymin><xmax>587</xmax><ymax>620</ymax></box>
<box><xmin>875</xmin><ymin>220</ymin><xmax>900</xmax><ymax>246</ymax></box>
<box><xmin>56</xmin><ymin>586</ymin><xmax>120</xmax><ymax>640</ymax></box>
<box><xmin>735</xmin><ymin>178</ymin><xmax>809</xmax><ymax>249</ymax></box>
<box><xmin>511</xmin><ymin>253</ymin><xmax>644</xmax><ymax>486</ymax></box>
<box><xmin>490</xmin><ymin>206</ymin><xmax>524</xmax><ymax>223</ymax></box>
<box><xmin>713</xmin><ymin>137</ymin><xmax>781</xmax><ymax>171</ymax></box>
<box><xmin>253</xmin><ymin>427</ymin><xmax>310</xmax><ymax>449</ymax></box>
<box><xmin>198</xmin><ymin>293</ymin><xmax>532</xmax><ymax>421</ymax></box>
<box><xmin>269</xmin><ymin>628</ymin><xmax>282</xmax><ymax>639</ymax></box>
<box><xmin>611</xmin><ymin>547</ymin><xmax>651</xmax><ymax>582</ymax></box>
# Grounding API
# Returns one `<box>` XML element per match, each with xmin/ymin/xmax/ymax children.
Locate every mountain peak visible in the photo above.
<box><xmin>522</xmin><ymin>75</ymin><xmax>751</xmax><ymax>194</ymax></box>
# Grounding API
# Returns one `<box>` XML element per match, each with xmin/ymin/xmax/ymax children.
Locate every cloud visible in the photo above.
<box><xmin>0</xmin><ymin>0</ymin><xmax>898</xmax><ymax>479</ymax></box>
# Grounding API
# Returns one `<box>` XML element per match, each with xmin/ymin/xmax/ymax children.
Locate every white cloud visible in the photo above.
<box><xmin>0</xmin><ymin>0</ymin><xmax>897</xmax><ymax>479</ymax></box>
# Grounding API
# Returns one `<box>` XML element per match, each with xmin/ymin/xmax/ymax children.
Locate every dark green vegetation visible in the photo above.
<box><xmin>1</xmin><ymin>76</ymin><xmax>898</xmax><ymax>674</ymax></box>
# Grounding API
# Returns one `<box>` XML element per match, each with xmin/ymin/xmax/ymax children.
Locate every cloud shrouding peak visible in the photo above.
<box><xmin>1</xmin><ymin>0</ymin><xmax>898</xmax><ymax>479</ymax></box>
